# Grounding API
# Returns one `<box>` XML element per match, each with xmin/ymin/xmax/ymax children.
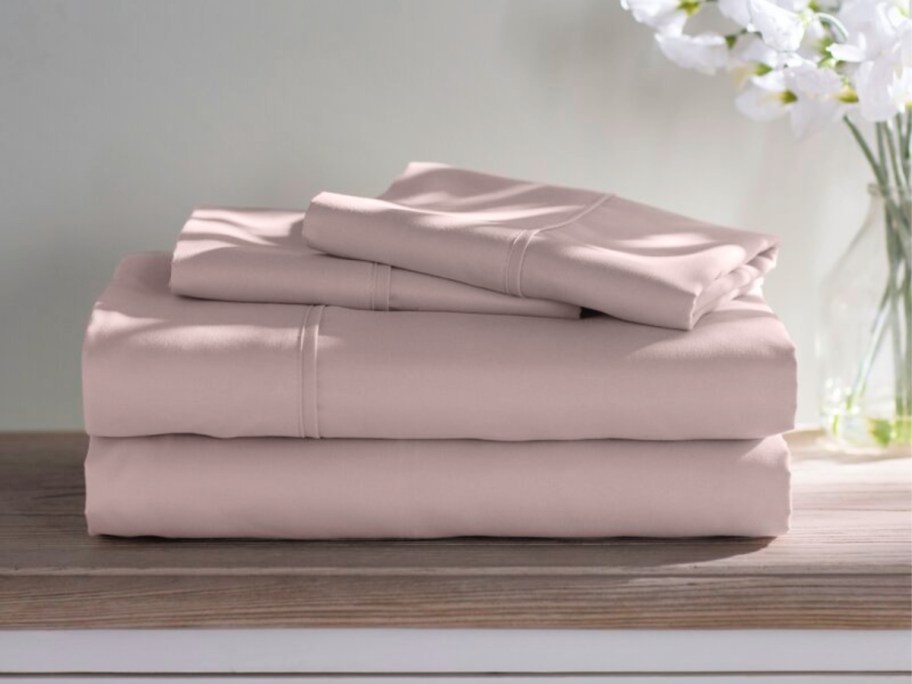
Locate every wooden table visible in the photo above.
<box><xmin>0</xmin><ymin>431</ymin><xmax>910</xmax><ymax>681</ymax></box>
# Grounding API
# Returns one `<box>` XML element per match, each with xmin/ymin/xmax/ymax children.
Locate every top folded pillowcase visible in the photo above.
<box><xmin>302</xmin><ymin>162</ymin><xmax>780</xmax><ymax>330</ymax></box>
<box><xmin>170</xmin><ymin>207</ymin><xmax>579</xmax><ymax>319</ymax></box>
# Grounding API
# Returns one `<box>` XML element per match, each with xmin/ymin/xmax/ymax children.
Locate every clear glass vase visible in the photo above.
<box><xmin>819</xmin><ymin>184</ymin><xmax>912</xmax><ymax>454</ymax></box>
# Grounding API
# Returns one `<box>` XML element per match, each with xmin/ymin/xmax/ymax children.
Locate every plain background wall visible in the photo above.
<box><xmin>0</xmin><ymin>0</ymin><xmax>869</xmax><ymax>429</ymax></box>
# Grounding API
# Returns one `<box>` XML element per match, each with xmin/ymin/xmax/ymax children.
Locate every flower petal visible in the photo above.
<box><xmin>656</xmin><ymin>32</ymin><xmax>730</xmax><ymax>74</ymax></box>
<box><xmin>748</xmin><ymin>0</ymin><xmax>806</xmax><ymax>52</ymax></box>
<box><xmin>785</xmin><ymin>62</ymin><xmax>844</xmax><ymax>96</ymax></box>
<box><xmin>855</xmin><ymin>55</ymin><xmax>906</xmax><ymax>121</ymax></box>
<box><xmin>621</xmin><ymin>0</ymin><xmax>689</xmax><ymax>34</ymax></box>
<box><xmin>735</xmin><ymin>83</ymin><xmax>791</xmax><ymax>120</ymax></box>
<box><xmin>789</xmin><ymin>98</ymin><xmax>844</xmax><ymax>137</ymax></box>
<box><xmin>718</xmin><ymin>0</ymin><xmax>752</xmax><ymax>27</ymax></box>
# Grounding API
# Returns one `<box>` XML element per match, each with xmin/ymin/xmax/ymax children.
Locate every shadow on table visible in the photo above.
<box><xmin>82</xmin><ymin>533</ymin><xmax>774</xmax><ymax>573</ymax></box>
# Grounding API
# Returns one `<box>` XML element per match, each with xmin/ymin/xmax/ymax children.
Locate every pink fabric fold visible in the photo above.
<box><xmin>82</xmin><ymin>253</ymin><xmax>797</xmax><ymax>441</ymax></box>
<box><xmin>170</xmin><ymin>207</ymin><xmax>578</xmax><ymax>318</ymax></box>
<box><xmin>85</xmin><ymin>434</ymin><xmax>791</xmax><ymax>539</ymax></box>
<box><xmin>302</xmin><ymin>162</ymin><xmax>780</xmax><ymax>330</ymax></box>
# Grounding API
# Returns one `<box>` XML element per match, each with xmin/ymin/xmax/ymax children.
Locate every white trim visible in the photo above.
<box><xmin>0</xmin><ymin>629</ymin><xmax>909</xmax><ymax>674</ymax></box>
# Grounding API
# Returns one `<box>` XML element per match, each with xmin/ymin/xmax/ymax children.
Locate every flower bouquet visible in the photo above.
<box><xmin>622</xmin><ymin>0</ymin><xmax>912</xmax><ymax>450</ymax></box>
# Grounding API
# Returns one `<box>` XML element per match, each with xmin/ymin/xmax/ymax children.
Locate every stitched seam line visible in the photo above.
<box><xmin>368</xmin><ymin>262</ymin><xmax>377</xmax><ymax>310</ymax></box>
<box><xmin>309</xmin><ymin>305</ymin><xmax>324</xmax><ymax>439</ymax></box>
<box><xmin>300</xmin><ymin>304</ymin><xmax>325</xmax><ymax>439</ymax></box>
<box><xmin>297</xmin><ymin>306</ymin><xmax>313</xmax><ymax>437</ymax></box>
<box><xmin>380</xmin><ymin>264</ymin><xmax>392</xmax><ymax>311</ymax></box>
<box><xmin>509</xmin><ymin>231</ymin><xmax>536</xmax><ymax>298</ymax></box>
<box><xmin>502</xmin><ymin>193</ymin><xmax>612</xmax><ymax>297</ymax></box>
<box><xmin>502</xmin><ymin>229</ymin><xmax>527</xmax><ymax>294</ymax></box>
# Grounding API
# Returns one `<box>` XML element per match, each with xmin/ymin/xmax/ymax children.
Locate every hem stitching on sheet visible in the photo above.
<box><xmin>368</xmin><ymin>262</ymin><xmax>375</xmax><ymax>310</ymax></box>
<box><xmin>299</xmin><ymin>304</ymin><xmax>325</xmax><ymax>439</ymax></box>
<box><xmin>375</xmin><ymin>263</ymin><xmax>391</xmax><ymax>311</ymax></box>
<box><xmin>368</xmin><ymin>262</ymin><xmax>392</xmax><ymax>311</ymax></box>
<box><xmin>295</xmin><ymin>305</ymin><xmax>312</xmax><ymax>439</ymax></box>
<box><xmin>383</xmin><ymin>264</ymin><xmax>392</xmax><ymax>310</ymax></box>
<box><xmin>311</xmin><ymin>305</ymin><xmax>324</xmax><ymax>438</ymax></box>
<box><xmin>502</xmin><ymin>193</ymin><xmax>613</xmax><ymax>297</ymax></box>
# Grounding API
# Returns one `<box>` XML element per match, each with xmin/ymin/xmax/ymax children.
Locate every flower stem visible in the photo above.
<box><xmin>841</xmin><ymin>119</ymin><xmax>912</xmax><ymax>446</ymax></box>
<box><xmin>846</xmin><ymin>117</ymin><xmax>887</xmax><ymax>187</ymax></box>
<box><xmin>846</xmin><ymin>285</ymin><xmax>890</xmax><ymax>409</ymax></box>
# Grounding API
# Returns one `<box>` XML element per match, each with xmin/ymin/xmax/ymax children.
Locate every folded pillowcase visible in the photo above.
<box><xmin>85</xmin><ymin>434</ymin><xmax>791</xmax><ymax>539</ymax></box>
<box><xmin>83</xmin><ymin>253</ymin><xmax>796</xmax><ymax>441</ymax></box>
<box><xmin>302</xmin><ymin>162</ymin><xmax>780</xmax><ymax>330</ymax></box>
<box><xmin>170</xmin><ymin>207</ymin><xmax>578</xmax><ymax>318</ymax></box>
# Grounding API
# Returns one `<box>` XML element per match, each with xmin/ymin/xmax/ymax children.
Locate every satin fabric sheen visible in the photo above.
<box><xmin>302</xmin><ymin>162</ymin><xmax>780</xmax><ymax>330</ymax></box>
<box><xmin>85</xmin><ymin>434</ymin><xmax>791</xmax><ymax>539</ymax></box>
<box><xmin>170</xmin><ymin>207</ymin><xmax>579</xmax><ymax>318</ymax></box>
<box><xmin>82</xmin><ymin>253</ymin><xmax>797</xmax><ymax>441</ymax></box>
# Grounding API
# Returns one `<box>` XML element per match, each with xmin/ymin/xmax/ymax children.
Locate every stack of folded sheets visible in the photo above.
<box><xmin>83</xmin><ymin>162</ymin><xmax>797</xmax><ymax>539</ymax></box>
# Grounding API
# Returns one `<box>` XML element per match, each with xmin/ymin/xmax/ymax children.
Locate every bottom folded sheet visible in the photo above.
<box><xmin>85</xmin><ymin>435</ymin><xmax>791</xmax><ymax>539</ymax></box>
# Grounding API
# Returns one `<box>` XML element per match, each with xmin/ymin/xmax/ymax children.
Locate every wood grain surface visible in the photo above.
<box><xmin>0</xmin><ymin>431</ymin><xmax>909</xmax><ymax>629</ymax></box>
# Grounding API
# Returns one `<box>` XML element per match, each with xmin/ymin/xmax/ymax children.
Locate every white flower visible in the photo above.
<box><xmin>735</xmin><ymin>85</ymin><xmax>792</xmax><ymax>120</ymax></box>
<box><xmin>789</xmin><ymin>97</ymin><xmax>846</xmax><ymax>136</ymax></box>
<box><xmin>785</xmin><ymin>63</ymin><xmax>849</xmax><ymax>136</ymax></box>
<box><xmin>828</xmin><ymin>1</ymin><xmax>912</xmax><ymax>121</ymax></box>
<box><xmin>728</xmin><ymin>34</ymin><xmax>801</xmax><ymax>86</ymax></box>
<box><xmin>735</xmin><ymin>65</ymin><xmax>846</xmax><ymax>136</ymax></box>
<box><xmin>829</xmin><ymin>35</ymin><xmax>872</xmax><ymax>64</ymax></box>
<box><xmin>901</xmin><ymin>17</ymin><xmax>912</xmax><ymax>64</ymax></box>
<box><xmin>854</xmin><ymin>53</ymin><xmax>910</xmax><ymax>120</ymax></box>
<box><xmin>618</xmin><ymin>0</ymin><xmax>912</xmax><ymax>132</ymax></box>
<box><xmin>718</xmin><ymin>0</ymin><xmax>752</xmax><ymax>27</ymax></box>
<box><xmin>775</xmin><ymin>0</ymin><xmax>811</xmax><ymax>11</ymax></box>
<box><xmin>830</xmin><ymin>1</ymin><xmax>906</xmax><ymax>63</ymax></box>
<box><xmin>656</xmin><ymin>32</ymin><xmax>730</xmax><ymax>74</ymax></box>
<box><xmin>748</xmin><ymin>0</ymin><xmax>808</xmax><ymax>52</ymax></box>
<box><xmin>621</xmin><ymin>0</ymin><xmax>692</xmax><ymax>35</ymax></box>
<box><xmin>799</xmin><ymin>16</ymin><xmax>829</xmax><ymax>55</ymax></box>
<box><xmin>894</xmin><ymin>66</ymin><xmax>912</xmax><ymax>109</ymax></box>
<box><xmin>785</xmin><ymin>61</ymin><xmax>844</xmax><ymax>96</ymax></box>
<box><xmin>735</xmin><ymin>71</ymin><xmax>793</xmax><ymax>120</ymax></box>
<box><xmin>734</xmin><ymin>35</ymin><xmax>780</xmax><ymax>66</ymax></box>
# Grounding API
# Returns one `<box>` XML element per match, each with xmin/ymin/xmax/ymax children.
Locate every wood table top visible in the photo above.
<box><xmin>1</xmin><ymin>431</ymin><xmax>909</xmax><ymax>629</ymax></box>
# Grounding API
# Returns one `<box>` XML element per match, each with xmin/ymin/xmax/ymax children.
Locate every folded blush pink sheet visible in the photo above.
<box><xmin>83</xmin><ymin>253</ymin><xmax>796</xmax><ymax>441</ymax></box>
<box><xmin>170</xmin><ymin>207</ymin><xmax>578</xmax><ymax>318</ymax></box>
<box><xmin>302</xmin><ymin>162</ymin><xmax>780</xmax><ymax>330</ymax></box>
<box><xmin>85</xmin><ymin>434</ymin><xmax>791</xmax><ymax>538</ymax></box>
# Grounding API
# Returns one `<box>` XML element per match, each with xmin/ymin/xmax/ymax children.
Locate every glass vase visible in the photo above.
<box><xmin>819</xmin><ymin>184</ymin><xmax>912</xmax><ymax>454</ymax></box>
